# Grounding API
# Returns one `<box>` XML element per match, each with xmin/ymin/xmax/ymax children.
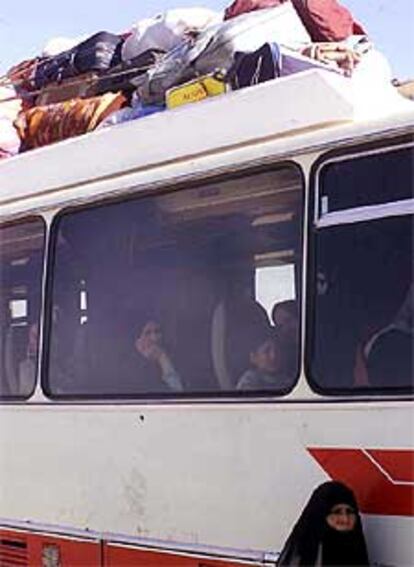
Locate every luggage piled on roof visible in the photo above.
<box><xmin>0</xmin><ymin>0</ymin><xmax>398</xmax><ymax>157</ymax></box>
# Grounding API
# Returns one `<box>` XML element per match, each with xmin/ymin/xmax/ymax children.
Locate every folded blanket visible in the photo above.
<box><xmin>14</xmin><ymin>91</ymin><xmax>126</xmax><ymax>150</ymax></box>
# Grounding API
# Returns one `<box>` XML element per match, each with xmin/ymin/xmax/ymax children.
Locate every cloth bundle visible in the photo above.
<box><xmin>14</xmin><ymin>92</ymin><xmax>126</xmax><ymax>150</ymax></box>
<box><xmin>0</xmin><ymin>85</ymin><xmax>22</xmax><ymax>157</ymax></box>
<box><xmin>224</xmin><ymin>0</ymin><xmax>366</xmax><ymax>41</ymax></box>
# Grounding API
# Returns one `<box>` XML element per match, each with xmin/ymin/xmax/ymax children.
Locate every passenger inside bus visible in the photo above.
<box><xmin>47</xmin><ymin>167</ymin><xmax>303</xmax><ymax>397</ymax></box>
<box><xmin>365</xmin><ymin>283</ymin><xmax>413</xmax><ymax>388</ymax></box>
<box><xmin>271</xmin><ymin>300</ymin><xmax>298</xmax><ymax>339</ymax></box>
<box><xmin>312</xmin><ymin>214</ymin><xmax>412</xmax><ymax>391</ymax></box>
<box><xmin>17</xmin><ymin>322</ymin><xmax>38</xmax><ymax>396</ymax></box>
<box><xmin>130</xmin><ymin>314</ymin><xmax>183</xmax><ymax>392</ymax></box>
<box><xmin>312</xmin><ymin>147</ymin><xmax>413</xmax><ymax>392</ymax></box>
<box><xmin>236</xmin><ymin>327</ymin><xmax>292</xmax><ymax>391</ymax></box>
<box><xmin>271</xmin><ymin>299</ymin><xmax>299</xmax><ymax>379</ymax></box>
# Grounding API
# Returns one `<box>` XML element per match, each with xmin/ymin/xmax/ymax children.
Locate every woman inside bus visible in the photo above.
<box><xmin>127</xmin><ymin>311</ymin><xmax>183</xmax><ymax>393</ymax></box>
<box><xmin>277</xmin><ymin>481</ymin><xmax>369</xmax><ymax>566</ymax></box>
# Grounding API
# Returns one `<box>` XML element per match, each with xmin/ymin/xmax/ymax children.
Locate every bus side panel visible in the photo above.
<box><xmin>0</xmin><ymin>403</ymin><xmax>412</xmax><ymax>566</ymax></box>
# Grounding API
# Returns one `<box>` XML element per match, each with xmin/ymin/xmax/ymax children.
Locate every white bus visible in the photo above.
<box><xmin>0</xmin><ymin>71</ymin><xmax>412</xmax><ymax>566</ymax></box>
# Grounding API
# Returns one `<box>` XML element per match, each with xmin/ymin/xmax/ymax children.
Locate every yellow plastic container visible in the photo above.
<box><xmin>166</xmin><ymin>75</ymin><xmax>227</xmax><ymax>109</ymax></box>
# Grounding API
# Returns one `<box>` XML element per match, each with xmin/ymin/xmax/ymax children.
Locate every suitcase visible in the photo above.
<box><xmin>35</xmin><ymin>72</ymin><xmax>100</xmax><ymax>106</ymax></box>
<box><xmin>74</xmin><ymin>31</ymin><xmax>123</xmax><ymax>72</ymax></box>
<box><xmin>227</xmin><ymin>42</ymin><xmax>282</xmax><ymax>89</ymax></box>
<box><xmin>96</xmin><ymin>49</ymin><xmax>165</xmax><ymax>96</ymax></box>
<box><xmin>35</xmin><ymin>49</ymin><xmax>163</xmax><ymax>106</ymax></box>
<box><xmin>34</xmin><ymin>32</ymin><xmax>123</xmax><ymax>90</ymax></box>
<box><xmin>166</xmin><ymin>73</ymin><xmax>227</xmax><ymax>109</ymax></box>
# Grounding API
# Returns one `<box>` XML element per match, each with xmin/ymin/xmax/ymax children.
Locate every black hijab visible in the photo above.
<box><xmin>118</xmin><ymin>308</ymin><xmax>168</xmax><ymax>394</ymax></box>
<box><xmin>277</xmin><ymin>482</ymin><xmax>369</xmax><ymax>566</ymax></box>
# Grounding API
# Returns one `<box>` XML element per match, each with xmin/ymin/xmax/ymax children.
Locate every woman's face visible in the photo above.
<box><xmin>139</xmin><ymin>321</ymin><xmax>162</xmax><ymax>347</ymax></box>
<box><xmin>135</xmin><ymin>320</ymin><xmax>165</xmax><ymax>361</ymax></box>
<box><xmin>326</xmin><ymin>503</ymin><xmax>357</xmax><ymax>532</ymax></box>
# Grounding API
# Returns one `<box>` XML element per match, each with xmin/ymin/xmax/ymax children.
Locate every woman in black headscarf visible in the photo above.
<box><xmin>119</xmin><ymin>309</ymin><xmax>183</xmax><ymax>394</ymax></box>
<box><xmin>277</xmin><ymin>481</ymin><xmax>369</xmax><ymax>566</ymax></box>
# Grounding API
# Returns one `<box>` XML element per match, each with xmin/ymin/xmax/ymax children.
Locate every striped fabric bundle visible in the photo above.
<box><xmin>14</xmin><ymin>91</ymin><xmax>126</xmax><ymax>150</ymax></box>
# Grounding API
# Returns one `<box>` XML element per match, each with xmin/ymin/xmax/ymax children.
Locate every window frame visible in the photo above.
<box><xmin>0</xmin><ymin>215</ymin><xmax>46</xmax><ymax>402</ymax></box>
<box><xmin>42</xmin><ymin>162</ymin><xmax>305</xmax><ymax>402</ymax></box>
<box><xmin>306</xmin><ymin>135</ymin><xmax>414</xmax><ymax>397</ymax></box>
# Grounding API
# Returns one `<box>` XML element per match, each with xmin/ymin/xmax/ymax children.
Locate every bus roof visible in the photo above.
<box><xmin>0</xmin><ymin>69</ymin><xmax>413</xmax><ymax>217</ymax></box>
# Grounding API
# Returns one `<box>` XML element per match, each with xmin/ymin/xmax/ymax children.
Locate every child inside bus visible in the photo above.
<box><xmin>236</xmin><ymin>327</ymin><xmax>291</xmax><ymax>391</ymax></box>
<box><xmin>277</xmin><ymin>481</ymin><xmax>370</xmax><ymax>566</ymax></box>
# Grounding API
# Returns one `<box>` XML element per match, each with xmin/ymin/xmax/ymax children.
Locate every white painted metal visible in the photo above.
<box><xmin>0</xmin><ymin>72</ymin><xmax>413</xmax><ymax>565</ymax></box>
<box><xmin>317</xmin><ymin>198</ymin><xmax>414</xmax><ymax>228</ymax></box>
<box><xmin>0</xmin><ymin>402</ymin><xmax>412</xmax><ymax>565</ymax></box>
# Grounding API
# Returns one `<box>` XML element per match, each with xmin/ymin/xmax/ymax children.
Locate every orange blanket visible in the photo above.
<box><xmin>14</xmin><ymin>91</ymin><xmax>126</xmax><ymax>150</ymax></box>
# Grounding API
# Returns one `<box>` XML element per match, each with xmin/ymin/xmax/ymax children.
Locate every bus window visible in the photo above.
<box><xmin>45</xmin><ymin>166</ymin><xmax>303</xmax><ymax>398</ymax></box>
<box><xmin>317</xmin><ymin>145</ymin><xmax>413</xmax><ymax>214</ymax></box>
<box><xmin>0</xmin><ymin>219</ymin><xmax>45</xmax><ymax>399</ymax></box>
<box><xmin>309</xmin><ymin>145</ymin><xmax>413</xmax><ymax>393</ymax></box>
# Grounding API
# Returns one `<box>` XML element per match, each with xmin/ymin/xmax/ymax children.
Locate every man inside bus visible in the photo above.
<box><xmin>364</xmin><ymin>283</ymin><xmax>413</xmax><ymax>388</ymax></box>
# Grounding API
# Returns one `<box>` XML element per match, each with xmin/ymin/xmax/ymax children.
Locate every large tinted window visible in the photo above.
<box><xmin>310</xmin><ymin>145</ymin><xmax>413</xmax><ymax>392</ymax></box>
<box><xmin>46</xmin><ymin>167</ymin><xmax>303</xmax><ymax>398</ymax></box>
<box><xmin>0</xmin><ymin>219</ymin><xmax>45</xmax><ymax>399</ymax></box>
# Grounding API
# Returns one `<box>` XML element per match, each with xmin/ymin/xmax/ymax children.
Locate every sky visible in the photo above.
<box><xmin>0</xmin><ymin>0</ymin><xmax>413</xmax><ymax>80</ymax></box>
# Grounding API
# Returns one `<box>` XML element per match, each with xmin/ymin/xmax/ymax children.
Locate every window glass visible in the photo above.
<box><xmin>310</xmin><ymin>150</ymin><xmax>413</xmax><ymax>392</ymax></box>
<box><xmin>318</xmin><ymin>145</ymin><xmax>414</xmax><ymax>215</ymax></box>
<box><xmin>46</xmin><ymin>167</ymin><xmax>303</xmax><ymax>397</ymax></box>
<box><xmin>0</xmin><ymin>220</ymin><xmax>45</xmax><ymax>398</ymax></box>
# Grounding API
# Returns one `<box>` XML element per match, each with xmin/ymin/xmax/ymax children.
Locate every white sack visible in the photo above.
<box><xmin>122</xmin><ymin>7</ymin><xmax>222</xmax><ymax>61</ymax></box>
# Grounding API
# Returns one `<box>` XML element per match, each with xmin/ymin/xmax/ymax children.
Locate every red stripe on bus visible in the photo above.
<box><xmin>366</xmin><ymin>449</ymin><xmax>414</xmax><ymax>483</ymax></box>
<box><xmin>307</xmin><ymin>447</ymin><xmax>414</xmax><ymax>517</ymax></box>
<box><xmin>104</xmin><ymin>545</ymin><xmax>252</xmax><ymax>566</ymax></box>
